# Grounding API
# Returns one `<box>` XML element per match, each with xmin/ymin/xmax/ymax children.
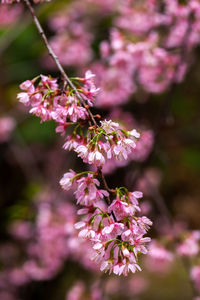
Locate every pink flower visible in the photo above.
<box><xmin>40</xmin><ymin>75</ymin><xmax>58</xmax><ymax>90</ymax></box>
<box><xmin>74</xmin><ymin>174</ymin><xmax>109</xmax><ymax>206</ymax></box>
<box><xmin>81</xmin><ymin>70</ymin><xmax>96</xmax><ymax>90</ymax></box>
<box><xmin>75</xmin><ymin>144</ymin><xmax>89</xmax><ymax>161</ymax></box>
<box><xmin>74</xmin><ymin>221</ymin><xmax>86</xmax><ymax>230</ymax></box>
<box><xmin>129</xmin><ymin>191</ymin><xmax>143</xmax><ymax>208</ymax></box>
<box><xmin>63</xmin><ymin>134</ymin><xmax>83</xmax><ymax>151</ymax></box>
<box><xmin>88</xmin><ymin>150</ymin><xmax>105</xmax><ymax>166</ymax></box>
<box><xmin>109</xmin><ymin>142</ymin><xmax>129</xmax><ymax>161</ymax></box>
<box><xmin>108</xmin><ymin>197</ymin><xmax>134</xmax><ymax>221</ymax></box>
<box><xmin>112</xmin><ymin>253</ymin><xmax>141</xmax><ymax>276</ymax></box>
<box><xmin>17</xmin><ymin>92</ymin><xmax>30</xmax><ymax>106</ymax></box>
<box><xmin>100</xmin><ymin>119</ymin><xmax>119</xmax><ymax>134</ymax></box>
<box><xmin>78</xmin><ymin>227</ymin><xmax>96</xmax><ymax>239</ymax></box>
<box><xmin>20</xmin><ymin>80</ymin><xmax>35</xmax><ymax>93</ymax></box>
<box><xmin>102</xmin><ymin>222</ymin><xmax>124</xmax><ymax>239</ymax></box>
<box><xmin>59</xmin><ymin>170</ymin><xmax>76</xmax><ymax>191</ymax></box>
<box><xmin>67</xmin><ymin>103</ymin><xmax>88</xmax><ymax>122</ymax></box>
<box><xmin>55</xmin><ymin>122</ymin><xmax>69</xmax><ymax>136</ymax></box>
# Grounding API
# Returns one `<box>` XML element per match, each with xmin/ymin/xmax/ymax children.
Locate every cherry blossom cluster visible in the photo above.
<box><xmin>18</xmin><ymin>70</ymin><xmax>152</xmax><ymax>275</ymax></box>
<box><xmin>100</xmin><ymin>109</ymin><xmax>154</xmax><ymax>174</ymax></box>
<box><xmin>102</xmin><ymin>129</ymin><xmax>154</xmax><ymax>174</ymax></box>
<box><xmin>17</xmin><ymin>74</ymin><xmax>142</xmax><ymax>167</ymax></box>
<box><xmin>67</xmin><ymin>120</ymin><xmax>140</xmax><ymax>167</ymax></box>
<box><xmin>17</xmin><ymin>71</ymin><xmax>98</xmax><ymax>123</ymax></box>
<box><xmin>60</xmin><ymin>169</ymin><xmax>151</xmax><ymax>275</ymax></box>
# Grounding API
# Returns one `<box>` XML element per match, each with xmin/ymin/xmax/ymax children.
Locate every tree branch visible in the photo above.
<box><xmin>23</xmin><ymin>0</ymin><xmax>97</xmax><ymax>127</ymax></box>
<box><xmin>23</xmin><ymin>0</ymin><xmax>115</xmax><ymax>207</ymax></box>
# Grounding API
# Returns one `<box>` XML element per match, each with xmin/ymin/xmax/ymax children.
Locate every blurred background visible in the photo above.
<box><xmin>0</xmin><ymin>1</ymin><xmax>200</xmax><ymax>299</ymax></box>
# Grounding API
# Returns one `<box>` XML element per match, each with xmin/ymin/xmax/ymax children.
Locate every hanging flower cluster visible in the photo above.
<box><xmin>73</xmin><ymin>120</ymin><xmax>140</xmax><ymax>167</ymax></box>
<box><xmin>61</xmin><ymin>170</ymin><xmax>152</xmax><ymax>276</ymax></box>
<box><xmin>18</xmin><ymin>70</ymin><xmax>152</xmax><ymax>275</ymax></box>
<box><xmin>17</xmin><ymin>71</ymin><xmax>98</xmax><ymax>123</ymax></box>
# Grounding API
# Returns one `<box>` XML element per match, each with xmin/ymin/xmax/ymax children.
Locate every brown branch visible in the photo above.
<box><xmin>23</xmin><ymin>0</ymin><xmax>115</xmax><ymax>205</ymax></box>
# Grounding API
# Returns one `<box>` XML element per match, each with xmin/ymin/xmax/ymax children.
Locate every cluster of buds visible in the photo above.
<box><xmin>18</xmin><ymin>69</ymin><xmax>152</xmax><ymax>275</ymax></box>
